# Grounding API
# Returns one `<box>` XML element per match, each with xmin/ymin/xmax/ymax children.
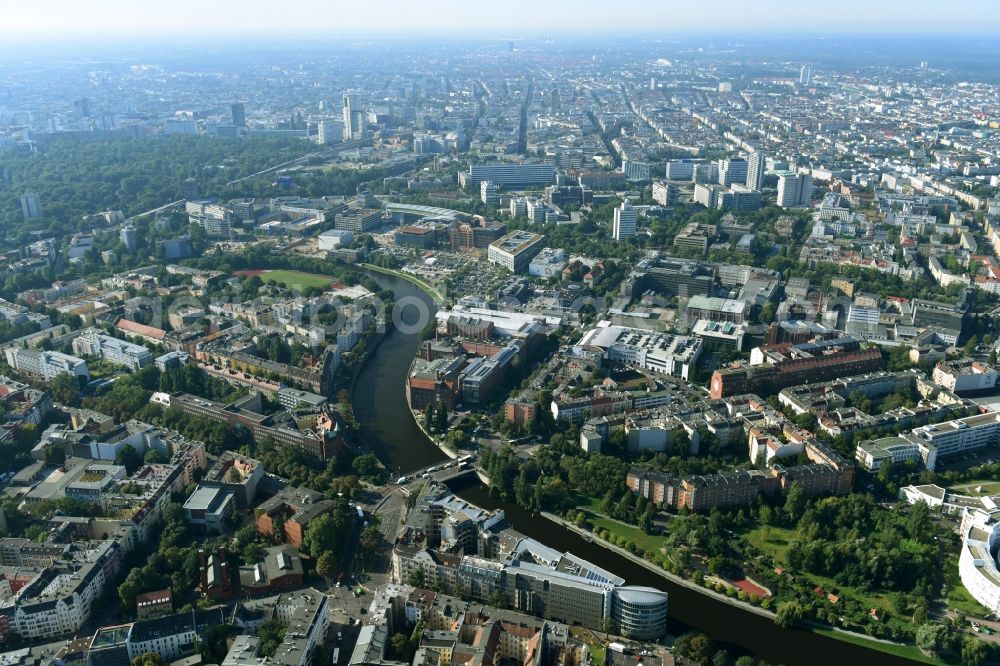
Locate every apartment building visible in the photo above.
<box><xmin>73</xmin><ymin>329</ymin><xmax>152</xmax><ymax>371</ymax></box>
<box><xmin>4</xmin><ymin>349</ymin><xmax>89</xmax><ymax>382</ymax></box>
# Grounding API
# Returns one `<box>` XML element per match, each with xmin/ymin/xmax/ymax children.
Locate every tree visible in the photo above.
<box><xmin>132</xmin><ymin>653</ymin><xmax>167</xmax><ymax>666</ymax></box>
<box><xmin>352</xmin><ymin>452</ymin><xmax>382</xmax><ymax>483</ymax></box>
<box><xmin>50</xmin><ymin>372</ymin><xmax>81</xmax><ymax>405</ymax></box>
<box><xmin>711</xmin><ymin>650</ymin><xmax>730</xmax><ymax>666</ymax></box>
<box><xmin>783</xmin><ymin>482</ymin><xmax>807</xmax><ymax>523</ymax></box>
<box><xmin>200</xmin><ymin>624</ymin><xmax>233</xmax><ymax>663</ymax></box>
<box><xmin>907</xmin><ymin>500</ymin><xmax>932</xmax><ymax>541</ymax></box>
<box><xmin>115</xmin><ymin>445</ymin><xmax>144</xmax><ymax>474</ymax></box>
<box><xmin>962</xmin><ymin>636</ymin><xmax>986</xmax><ymax>666</ymax></box>
<box><xmin>405</xmin><ymin>569</ymin><xmax>425</xmax><ymax>587</ymax></box>
<box><xmin>916</xmin><ymin>623</ymin><xmax>949</xmax><ymax>657</ymax></box>
<box><xmin>672</xmin><ymin>632</ymin><xmax>713</xmax><ymax>664</ymax></box>
<box><xmin>302</xmin><ymin>512</ymin><xmax>343</xmax><ymax>559</ymax></box>
<box><xmin>434</xmin><ymin>402</ymin><xmax>448</xmax><ymax>433</ymax></box>
<box><xmin>775</xmin><ymin>601</ymin><xmax>805</xmax><ymax>629</ymax></box>
<box><xmin>390</xmin><ymin>633</ymin><xmax>410</xmax><ymax>661</ymax></box>
<box><xmin>144</xmin><ymin>449</ymin><xmax>168</xmax><ymax>464</ymax></box>
<box><xmin>639</xmin><ymin>506</ymin><xmax>655</xmax><ymax>534</ymax></box>
<box><xmin>257</xmin><ymin>619</ymin><xmax>287</xmax><ymax>658</ymax></box>
<box><xmin>423</xmin><ymin>403</ymin><xmax>433</xmax><ymax>432</ymax></box>
<box><xmin>316</xmin><ymin>551</ymin><xmax>337</xmax><ymax>582</ymax></box>
<box><xmin>877</xmin><ymin>459</ymin><xmax>894</xmax><ymax>486</ymax></box>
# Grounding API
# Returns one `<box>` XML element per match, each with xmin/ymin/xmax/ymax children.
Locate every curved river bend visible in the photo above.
<box><xmin>351</xmin><ymin>271</ymin><xmax>921</xmax><ymax>666</ymax></box>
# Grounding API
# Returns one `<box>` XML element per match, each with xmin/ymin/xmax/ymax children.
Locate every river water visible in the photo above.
<box><xmin>352</xmin><ymin>270</ymin><xmax>921</xmax><ymax>666</ymax></box>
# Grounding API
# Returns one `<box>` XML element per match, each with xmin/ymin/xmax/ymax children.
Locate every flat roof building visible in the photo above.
<box><xmin>487</xmin><ymin>231</ymin><xmax>547</xmax><ymax>273</ymax></box>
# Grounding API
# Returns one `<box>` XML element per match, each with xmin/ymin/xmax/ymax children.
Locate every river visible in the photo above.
<box><xmin>351</xmin><ymin>270</ymin><xmax>922</xmax><ymax>666</ymax></box>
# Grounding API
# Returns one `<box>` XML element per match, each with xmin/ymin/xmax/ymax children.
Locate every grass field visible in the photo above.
<box><xmin>239</xmin><ymin>269</ymin><xmax>337</xmax><ymax>289</ymax></box>
<box><xmin>744</xmin><ymin>525</ymin><xmax>797</xmax><ymax>562</ymax></box>
<box><xmin>809</xmin><ymin>627</ymin><xmax>944</xmax><ymax>665</ymax></box>
<box><xmin>582</xmin><ymin>510</ymin><xmax>666</xmax><ymax>555</ymax></box>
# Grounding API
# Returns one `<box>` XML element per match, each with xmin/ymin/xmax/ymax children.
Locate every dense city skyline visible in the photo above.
<box><xmin>5</xmin><ymin>10</ymin><xmax>1000</xmax><ymax>666</ymax></box>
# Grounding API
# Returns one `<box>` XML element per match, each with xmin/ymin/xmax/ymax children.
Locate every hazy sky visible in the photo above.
<box><xmin>3</xmin><ymin>0</ymin><xmax>1000</xmax><ymax>38</ymax></box>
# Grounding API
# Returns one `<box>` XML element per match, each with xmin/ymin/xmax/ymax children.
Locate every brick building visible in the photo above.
<box><xmin>710</xmin><ymin>348</ymin><xmax>882</xmax><ymax>399</ymax></box>
<box><xmin>255</xmin><ymin>487</ymin><xmax>334</xmax><ymax>548</ymax></box>
<box><xmin>627</xmin><ymin>439</ymin><xmax>854</xmax><ymax>512</ymax></box>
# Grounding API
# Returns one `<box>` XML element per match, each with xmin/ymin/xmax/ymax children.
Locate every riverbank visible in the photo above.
<box><xmin>542</xmin><ymin>511</ymin><xmax>936</xmax><ymax>664</ymax></box>
<box><xmin>408</xmin><ymin>388</ymin><xmax>460</xmax><ymax>463</ymax></box>
<box><xmin>541</xmin><ymin>511</ymin><xmax>774</xmax><ymax>621</ymax></box>
<box><xmin>360</xmin><ymin>263</ymin><xmax>445</xmax><ymax>303</ymax></box>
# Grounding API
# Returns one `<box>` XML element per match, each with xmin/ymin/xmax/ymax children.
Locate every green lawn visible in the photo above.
<box><xmin>582</xmin><ymin>510</ymin><xmax>666</xmax><ymax>555</ymax></box>
<box><xmin>809</xmin><ymin>627</ymin><xmax>945</xmax><ymax>665</ymax></box>
<box><xmin>943</xmin><ymin>553</ymin><xmax>991</xmax><ymax>618</ymax></box>
<box><xmin>744</xmin><ymin>525</ymin><xmax>797</xmax><ymax>562</ymax></box>
<box><xmin>951</xmin><ymin>480</ymin><xmax>1000</xmax><ymax>496</ymax></box>
<box><xmin>255</xmin><ymin>269</ymin><xmax>336</xmax><ymax>289</ymax></box>
<box><xmin>360</xmin><ymin>264</ymin><xmax>444</xmax><ymax>302</ymax></box>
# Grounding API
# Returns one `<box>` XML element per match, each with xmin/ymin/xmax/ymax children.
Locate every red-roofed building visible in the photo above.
<box><xmin>115</xmin><ymin>318</ymin><xmax>166</xmax><ymax>344</ymax></box>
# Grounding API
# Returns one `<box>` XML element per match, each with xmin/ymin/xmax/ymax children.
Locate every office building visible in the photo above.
<box><xmin>576</xmin><ymin>324</ymin><xmax>702</xmax><ymax>381</ymax></box>
<box><xmin>694</xmin><ymin>183</ymin><xmax>722</xmax><ymax>208</ymax></box>
<box><xmin>528</xmin><ymin>247</ymin><xmax>568</xmax><ymax>278</ymax></box>
<box><xmin>20</xmin><ymin>193</ymin><xmax>41</xmax><ymax>221</ymax></box>
<box><xmin>342</xmin><ymin>94</ymin><xmax>365</xmax><ymax>141</ymax></box>
<box><xmin>632</xmin><ymin>258</ymin><xmax>715</xmax><ymax>298</ymax></box>
<box><xmin>685</xmin><ymin>295</ymin><xmax>749</xmax><ymax>324</ymax></box>
<box><xmin>746</xmin><ymin>151</ymin><xmax>765</xmax><ymax>191</ymax></box>
<box><xmin>450</xmin><ymin>221</ymin><xmax>506</xmax><ymax>252</ymax></box>
<box><xmin>855</xmin><ymin>436</ymin><xmax>923</xmax><ymax>472</ymax></box>
<box><xmin>718</xmin><ymin>158</ymin><xmax>748</xmax><ymax>187</ymax></box>
<box><xmin>664</xmin><ymin>159</ymin><xmax>696</xmax><ymax>181</ymax></box>
<box><xmin>316</xmin><ymin>120</ymin><xmax>342</xmax><ymax>145</ymax></box>
<box><xmin>652</xmin><ymin>181</ymin><xmax>677</xmax><ymax>206</ymax></box>
<box><xmin>777</xmin><ymin>173</ymin><xmax>814</xmax><ymax>207</ymax></box>
<box><xmin>334</xmin><ymin>208</ymin><xmax>381</xmax><ymax>233</ymax></box>
<box><xmin>487</xmin><ymin>231</ymin><xmax>546</xmax><ymax>273</ymax></box>
<box><xmin>623</xmin><ymin>159</ymin><xmax>651</xmax><ymax>182</ymax></box>
<box><xmin>612</xmin><ymin>199</ymin><xmax>637</xmax><ymax>241</ymax></box>
<box><xmin>230</xmin><ymin>103</ymin><xmax>245</xmax><ymax>127</ymax></box>
<box><xmin>799</xmin><ymin>66</ymin><xmax>812</xmax><ymax>85</ymax></box>
<box><xmin>717</xmin><ymin>185</ymin><xmax>763</xmax><ymax>212</ymax></box>
<box><xmin>278</xmin><ymin>387</ymin><xmax>328</xmax><ymax>410</ymax></box>
<box><xmin>959</xmin><ymin>508</ymin><xmax>1000</xmax><ymax>617</ymax></box>
<box><xmin>480</xmin><ymin>180</ymin><xmax>501</xmax><ymax>206</ymax></box>
<box><xmin>461</xmin><ymin>163</ymin><xmax>555</xmax><ymax>188</ymax></box>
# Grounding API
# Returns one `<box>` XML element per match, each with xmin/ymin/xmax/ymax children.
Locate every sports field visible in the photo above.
<box><xmin>233</xmin><ymin>269</ymin><xmax>336</xmax><ymax>289</ymax></box>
